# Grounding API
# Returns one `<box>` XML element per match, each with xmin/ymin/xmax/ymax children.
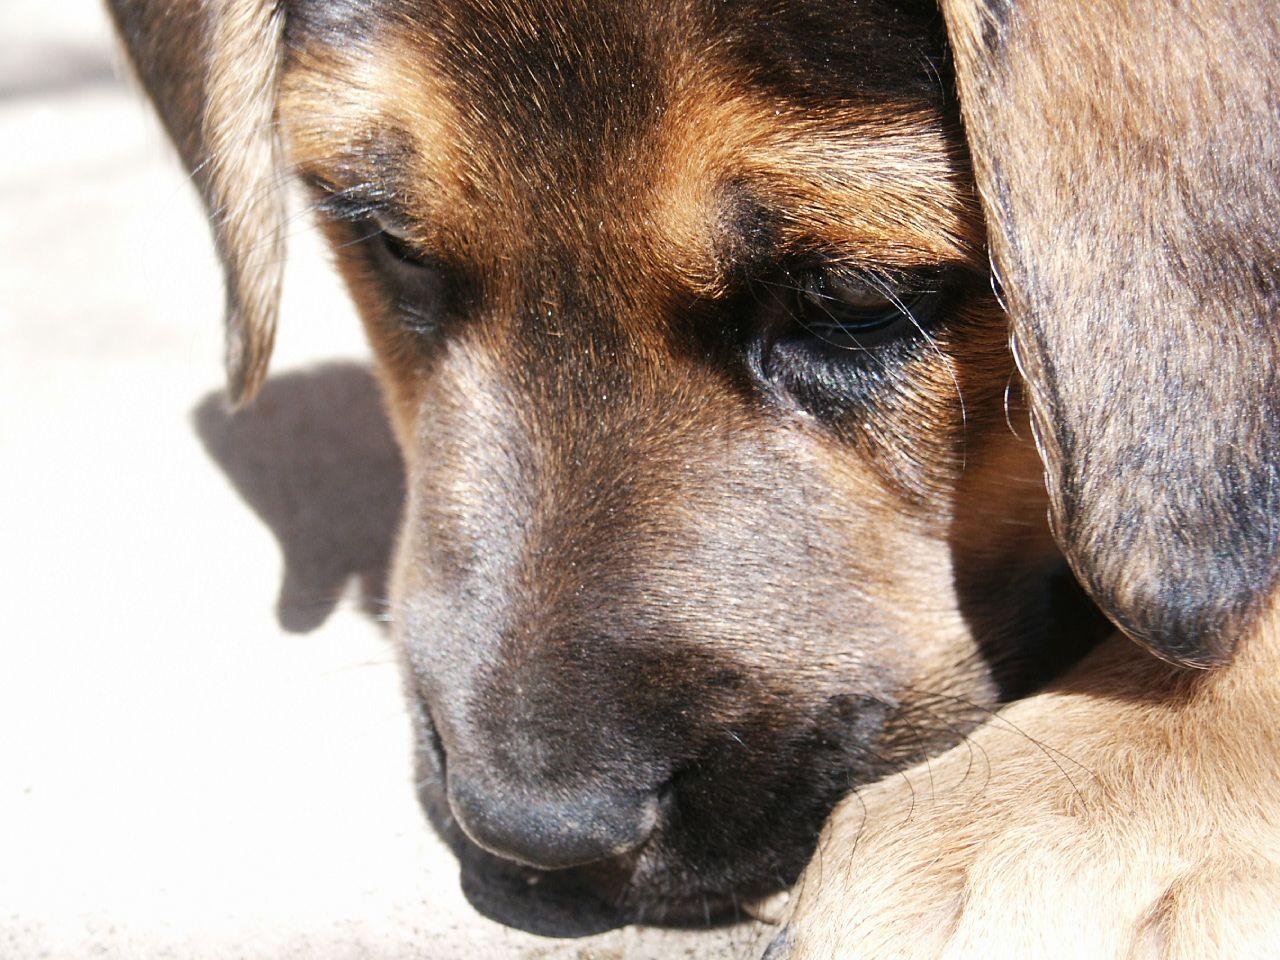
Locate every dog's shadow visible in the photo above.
<box><xmin>193</xmin><ymin>362</ymin><xmax>404</xmax><ymax>632</ymax></box>
<box><xmin>192</xmin><ymin>361</ymin><xmax>640</xmax><ymax>938</ymax></box>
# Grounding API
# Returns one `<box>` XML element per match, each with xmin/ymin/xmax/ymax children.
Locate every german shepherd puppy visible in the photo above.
<box><xmin>107</xmin><ymin>1</ymin><xmax>1280</xmax><ymax>956</ymax></box>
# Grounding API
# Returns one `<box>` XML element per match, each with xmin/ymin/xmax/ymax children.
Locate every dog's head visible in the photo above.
<box><xmin>110</xmin><ymin>0</ymin><xmax>1280</xmax><ymax>915</ymax></box>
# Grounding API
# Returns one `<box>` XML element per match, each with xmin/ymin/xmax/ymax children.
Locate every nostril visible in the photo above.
<box><xmin>447</xmin><ymin>775</ymin><xmax>662</xmax><ymax>870</ymax></box>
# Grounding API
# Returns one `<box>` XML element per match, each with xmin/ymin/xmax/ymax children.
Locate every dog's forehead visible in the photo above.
<box><xmin>286</xmin><ymin>0</ymin><xmax>946</xmax><ymax>100</ymax></box>
<box><xmin>284</xmin><ymin>0</ymin><xmax>971</xmax><ymax>280</ymax></box>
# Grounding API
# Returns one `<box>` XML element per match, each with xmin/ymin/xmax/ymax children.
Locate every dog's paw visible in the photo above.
<box><xmin>765</xmin><ymin>641</ymin><xmax>1280</xmax><ymax>960</ymax></box>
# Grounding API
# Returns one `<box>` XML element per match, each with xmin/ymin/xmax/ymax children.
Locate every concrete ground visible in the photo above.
<box><xmin>0</xmin><ymin>4</ymin><xmax>770</xmax><ymax>957</ymax></box>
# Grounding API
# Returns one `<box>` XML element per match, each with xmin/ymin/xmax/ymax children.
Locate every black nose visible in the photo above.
<box><xmin>447</xmin><ymin>774</ymin><xmax>661</xmax><ymax>869</ymax></box>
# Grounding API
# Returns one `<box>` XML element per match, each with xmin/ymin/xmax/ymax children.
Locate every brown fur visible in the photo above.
<box><xmin>107</xmin><ymin>0</ymin><xmax>1279</xmax><ymax>953</ymax></box>
<box><xmin>943</xmin><ymin>0</ymin><xmax>1280</xmax><ymax>667</ymax></box>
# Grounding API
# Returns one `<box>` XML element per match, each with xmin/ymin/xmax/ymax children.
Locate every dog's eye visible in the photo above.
<box><xmin>370</xmin><ymin>217</ymin><xmax>433</xmax><ymax>271</ymax></box>
<box><xmin>744</xmin><ymin>264</ymin><xmax>961</xmax><ymax>410</ymax></box>
<box><xmin>362</xmin><ymin>216</ymin><xmax>446</xmax><ymax>334</ymax></box>
<box><xmin>306</xmin><ymin>183</ymin><xmax>434</xmax><ymax>271</ymax></box>
<box><xmin>791</xmin><ymin>269</ymin><xmax>935</xmax><ymax>350</ymax></box>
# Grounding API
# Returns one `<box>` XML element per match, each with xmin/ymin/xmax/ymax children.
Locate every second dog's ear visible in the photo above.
<box><xmin>941</xmin><ymin>0</ymin><xmax>1280</xmax><ymax>667</ymax></box>
<box><xmin>107</xmin><ymin>0</ymin><xmax>286</xmax><ymax>404</ymax></box>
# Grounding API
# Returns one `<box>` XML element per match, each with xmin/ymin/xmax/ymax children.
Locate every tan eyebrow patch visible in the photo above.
<box><xmin>280</xmin><ymin>37</ymin><xmax>477</xmax><ymax>249</ymax></box>
<box><xmin>650</xmin><ymin>64</ymin><xmax>982</xmax><ymax>297</ymax></box>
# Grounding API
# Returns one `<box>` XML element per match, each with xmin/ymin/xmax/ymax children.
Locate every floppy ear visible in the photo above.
<box><xmin>939</xmin><ymin>0</ymin><xmax>1280</xmax><ymax>667</ymax></box>
<box><xmin>107</xmin><ymin>0</ymin><xmax>286</xmax><ymax>404</ymax></box>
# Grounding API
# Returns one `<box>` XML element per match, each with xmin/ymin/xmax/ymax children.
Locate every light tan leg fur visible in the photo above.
<box><xmin>779</xmin><ymin>611</ymin><xmax>1280</xmax><ymax>959</ymax></box>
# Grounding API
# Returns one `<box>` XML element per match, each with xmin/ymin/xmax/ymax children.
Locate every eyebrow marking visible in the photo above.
<box><xmin>742</xmin><ymin>126</ymin><xmax>982</xmax><ymax>266</ymax></box>
<box><xmin>650</xmin><ymin>62</ymin><xmax>981</xmax><ymax>297</ymax></box>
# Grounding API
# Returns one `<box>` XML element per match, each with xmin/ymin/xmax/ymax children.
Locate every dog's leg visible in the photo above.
<box><xmin>769</xmin><ymin>615</ymin><xmax>1280</xmax><ymax>959</ymax></box>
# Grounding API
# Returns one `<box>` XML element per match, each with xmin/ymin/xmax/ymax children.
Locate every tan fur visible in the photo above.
<box><xmin>781</xmin><ymin>610</ymin><xmax>1280</xmax><ymax>958</ymax></box>
<box><xmin>278</xmin><ymin>23</ymin><xmax>1000</xmax><ymax>504</ymax></box>
<box><xmin>650</xmin><ymin>69</ymin><xmax>980</xmax><ymax>296</ymax></box>
<box><xmin>106</xmin><ymin>0</ymin><xmax>285</xmax><ymax>404</ymax></box>
<box><xmin>283</xmin><ymin>42</ymin><xmax>484</xmax><ymax>261</ymax></box>
<box><xmin>940</xmin><ymin>0</ymin><xmax>1280</xmax><ymax>666</ymax></box>
<box><xmin>283</xmin><ymin>44</ymin><xmax>978</xmax><ymax>288</ymax></box>
<box><xmin>204</xmin><ymin>0</ymin><xmax>287</xmax><ymax>403</ymax></box>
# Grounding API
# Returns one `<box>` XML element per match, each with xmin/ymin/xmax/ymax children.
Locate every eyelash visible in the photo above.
<box><xmin>312</xmin><ymin>189</ymin><xmax>446</xmax><ymax>333</ymax></box>
<box><xmin>307</xmin><ymin>182</ymin><xmax>433</xmax><ymax>271</ymax></box>
<box><xmin>759</xmin><ymin>264</ymin><xmax>948</xmax><ymax>342</ymax></box>
<box><xmin>309</xmin><ymin>182</ymin><xmax>386</xmax><ymax>224</ymax></box>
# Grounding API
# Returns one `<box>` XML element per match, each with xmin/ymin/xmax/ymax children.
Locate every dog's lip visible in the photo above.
<box><xmin>431</xmin><ymin>767</ymin><xmax>797</xmax><ymax>926</ymax></box>
<box><xmin>450</xmin><ymin>783</ymin><xmax>784</xmax><ymax>924</ymax></box>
